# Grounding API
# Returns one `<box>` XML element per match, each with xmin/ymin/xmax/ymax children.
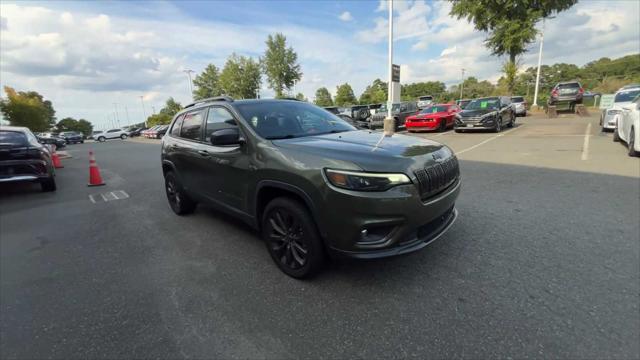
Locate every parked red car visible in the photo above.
<box><xmin>405</xmin><ymin>104</ymin><xmax>461</xmax><ymax>132</ymax></box>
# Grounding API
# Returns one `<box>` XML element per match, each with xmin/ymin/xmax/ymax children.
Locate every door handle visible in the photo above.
<box><xmin>197</xmin><ymin>150</ymin><xmax>210</xmax><ymax>157</ymax></box>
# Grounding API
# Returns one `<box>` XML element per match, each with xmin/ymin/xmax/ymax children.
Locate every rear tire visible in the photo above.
<box><xmin>455</xmin><ymin>128</ymin><xmax>463</xmax><ymax>133</ymax></box>
<box><xmin>165</xmin><ymin>171</ymin><xmax>196</xmax><ymax>215</ymax></box>
<box><xmin>507</xmin><ymin>114</ymin><xmax>515</xmax><ymax>128</ymax></box>
<box><xmin>262</xmin><ymin>197</ymin><xmax>324</xmax><ymax>279</ymax></box>
<box><xmin>120</xmin><ymin>134</ymin><xmax>128</xmax><ymax>140</ymax></box>
<box><xmin>613</xmin><ymin>128</ymin><xmax>621</xmax><ymax>142</ymax></box>
<box><xmin>493</xmin><ymin>117</ymin><xmax>502</xmax><ymax>133</ymax></box>
<box><xmin>41</xmin><ymin>176</ymin><xmax>56</xmax><ymax>192</ymax></box>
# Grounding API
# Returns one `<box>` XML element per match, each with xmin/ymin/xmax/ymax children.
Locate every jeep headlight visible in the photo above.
<box><xmin>324</xmin><ymin>169</ymin><xmax>411</xmax><ymax>191</ymax></box>
<box><xmin>481</xmin><ymin>111</ymin><xmax>498</xmax><ymax>121</ymax></box>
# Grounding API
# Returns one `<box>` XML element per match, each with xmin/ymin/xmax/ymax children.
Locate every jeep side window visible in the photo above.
<box><xmin>180</xmin><ymin>110</ymin><xmax>204</xmax><ymax>141</ymax></box>
<box><xmin>205</xmin><ymin>107</ymin><xmax>237</xmax><ymax>142</ymax></box>
<box><xmin>170</xmin><ymin>114</ymin><xmax>185</xmax><ymax>137</ymax></box>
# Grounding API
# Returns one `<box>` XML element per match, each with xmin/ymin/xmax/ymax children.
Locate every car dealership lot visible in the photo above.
<box><xmin>1</xmin><ymin>112</ymin><xmax>638</xmax><ymax>358</ymax></box>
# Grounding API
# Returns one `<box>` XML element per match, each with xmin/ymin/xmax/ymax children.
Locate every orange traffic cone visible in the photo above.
<box><xmin>88</xmin><ymin>150</ymin><xmax>105</xmax><ymax>187</ymax></box>
<box><xmin>51</xmin><ymin>145</ymin><xmax>64</xmax><ymax>169</ymax></box>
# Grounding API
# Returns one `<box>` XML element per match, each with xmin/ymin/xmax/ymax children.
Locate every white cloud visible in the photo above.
<box><xmin>440</xmin><ymin>45</ymin><xmax>457</xmax><ymax>57</ymax></box>
<box><xmin>339</xmin><ymin>11</ymin><xmax>353</xmax><ymax>22</ymax></box>
<box><xmin>356</xmin><ymin>0</ymin><xmax>431</xmax><ymax>43</ymax></box>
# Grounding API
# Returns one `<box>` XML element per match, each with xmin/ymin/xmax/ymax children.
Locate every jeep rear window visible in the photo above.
<box><xmin>558</xmin><ymin>83</ymin><xmax>580</xmax><ymax>89</ymax></box>
<box><xmin>235</xmin><ymin>101</ymin><xmax>355</xmax><ymax>139</ymax></box>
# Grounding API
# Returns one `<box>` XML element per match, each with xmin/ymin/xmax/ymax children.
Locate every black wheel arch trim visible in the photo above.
<box><xmin>254</xmin><ymin>180</ymin><xmax>325</xmax><ymax>238</ymax></box>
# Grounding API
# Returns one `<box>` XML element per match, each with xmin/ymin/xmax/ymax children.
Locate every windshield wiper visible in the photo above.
<box><xmin>265</xmin><ymin>134</ymin><xmax>296</xmax><ymax>140</ymax></box>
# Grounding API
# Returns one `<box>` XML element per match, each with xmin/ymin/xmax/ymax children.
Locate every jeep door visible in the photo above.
<box><xmin>199</xmin><ymin>106</ymin><xmax>251</xmax><ymax>212</ymax></box>
<box><xmin>169</xmin><ymin>109</ymin><xmax>209</xmax><ymax>195</ymax></box>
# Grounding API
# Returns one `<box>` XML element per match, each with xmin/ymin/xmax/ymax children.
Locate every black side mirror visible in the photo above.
<box><xmin>210</xmin><ymin>128</ymin><xmax>242</xmax><ymax>146</ymax></box>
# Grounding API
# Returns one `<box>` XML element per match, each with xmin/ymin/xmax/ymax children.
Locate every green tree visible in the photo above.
<box><xmin>159</xmin><ymin>97</ymin><xmax>182</xmax><ymax>117</ymax></box>
<box><xmin>359</xmin><ymin>79</ymin><xmax>388</xmax><ymax>104</ymax></box>
<box><xmin>334</xmin><ymin>83</ymin><xmax>357</xmax><ymax>106</ymax></box>
<box><xmin>450</xmin><ymin>0</ymin><xmax>577</xmax><ymax>92</ymax></box>
<box><xmin>295</xmin><ymin>92</ymin><xmax>307</xmax><ymax>101</ymax></box>
<box><xmin>262</xmin><ymin>33</ymin><xmax>302</xmax><ymax>98</ymax></box>
<box><xmin>0</xmin><ymin>87</ymin><xmax>55</xmax><ymax>132</ymax></box>
<box><xmin>219</xmin><ymin>53</ymin><xmax>262</xmax><ymax>99</ymax></box>
<box><xmin>56</xmin><ymin>117</ymin><xmax>93</xmax><ymax>136</ymax></box>
<box><xmin>401</xmin><ymin>81</ymin><xmax>447</xmax><ymax>101</ymax></box>
<box><xmin>146</xmin><ymin>113</ymin><xmax>172</xmax><ymax>127</ymax></box>
<box><xmin>76</xmin><ymin>119</ymin><xmax>93</xmax><ymax>137</ymax></box>
<box><xmin>193</xmin><ymin>64</ymin><xmax>222</xmax><ymax>100</ymax></box>
<box><xmin>314</xmin><ymin>87</ymin><xmax>333</xmax><ymax>106</ymax></box>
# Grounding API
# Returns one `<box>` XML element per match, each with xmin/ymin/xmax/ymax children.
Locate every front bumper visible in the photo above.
<box><xmin>602</xmin><ymin>113</ymin><xmax>619</xmax><ymax>129</ymax></box>
<box><xmin>322</xmin><ymin>179</ymin><xmax>461</xmax><ymax>259</ymax></box>
<box><xmin>406</xmin><ymin>121</ymin><xmax>438</xmax><ymax>130</ymax></box>
<box><xmin>454</xmin><ymin>119</ymin><xmax>496</xmax><ymax>130</ymax></box>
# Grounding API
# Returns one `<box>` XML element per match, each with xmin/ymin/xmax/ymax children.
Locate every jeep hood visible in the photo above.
<box><xmin>459</xmin><ymin>109</ymin><xmax>497</xmax><ymax>117</ymax></box>
<box><xmin>272</xmin><ymin>130</ymin><xmax>452</xmax><ymax>173</ymax></box>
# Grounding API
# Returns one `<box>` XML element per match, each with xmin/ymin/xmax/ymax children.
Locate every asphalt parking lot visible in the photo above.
<box><xmin>1</xmin><ymin>112</ymin><xmax>639</xmax><ymax>359</ymax></box>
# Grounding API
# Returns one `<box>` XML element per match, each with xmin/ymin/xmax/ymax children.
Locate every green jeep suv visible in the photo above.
<box><xmin>161</xmin><ymin>97</ymin><xmax>461</xmax><ymax>278</ymax></box>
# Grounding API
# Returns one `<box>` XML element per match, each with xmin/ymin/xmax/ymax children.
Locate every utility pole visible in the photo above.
<box><xmin>125</xmin><ymin>106</ymin><xmax>130</xmax><ymax>125</ymax></box>
<box><xmin>533</xmin><ymin>16</ymin><xmax>554</xmax><ymax>108</ymax></box>
<box><xmin>183</xmin><ymin>69</ymin><xmax>195</xmax><ymax>101</ymax></box>
<box><xmin>383</xmin><ymin>0</ymin><xmax>395</xmax><ymax>135</ymax></box>
<box><xmin>459</xmin><ymin>68</ymin><xmax>466</xmax><ymax>101</ymax></box>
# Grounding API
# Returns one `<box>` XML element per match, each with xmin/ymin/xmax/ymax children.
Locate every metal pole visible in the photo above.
<box><xmin>183</xmin><ymin>70</ymin><xmax>195</xmax><ymax>101</ymax></box>
<box><xmin>113</xmin><ymin>103</ymin><xmax>121</xmax><ymax>127</ymax></box>
<box><xmin>125</xmin><ymin>106</ymin><xmax>130</xmax><ymax>125</ymax></box>
<box><xmin>139</xmin><ymin>96</ymin><xmax>147</xmax><ymax>126</ymax></box>
<box><xmin>387</xmin><ymin>0</ymin><xmax>393</xmax><ymax>119</ymax></box>
<box><xmin>533</xmin><ymin>18</ymin><xmax>545</xmax><ymax>108</ymax></box>
<box><xmin>459</xmin><ymin>68</ymin><xmax>466</xmax><ymax>101</ymax></box>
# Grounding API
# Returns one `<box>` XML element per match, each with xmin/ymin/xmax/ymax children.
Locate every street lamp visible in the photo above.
<box><xmin>533</xmin><ymin>16</ymin><xmax>555</xmax><ymax>108</ymax></box>
<box><xmin>139</xmin><ymin>96</ymin><xmax>147</xmax><ymax>126</ymax></box>
<box><xmin>459</xmin><ymin>68</ymin><xmax>466</xmax><ymax>101</ymax></box>
<box><xmin>183</xmin><ymin>69</ymin><xmax>195</xmax><ymax>101</ymax></box>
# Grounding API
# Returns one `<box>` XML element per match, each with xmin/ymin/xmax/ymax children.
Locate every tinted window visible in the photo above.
<box><xmin>205</xmin><ymin>107</ymin><xmax>237</xmax><ymax>142</ymax></box>
<box><xmin>558</xmin><ymin>83</ymin><xmax>580</xmax><ymax>89</ymax></box>
<box><xmin>170</xmin><ymin>114</ymin><xmax>185</xmax><ymax>137</ymax></box>
<box><xmin>0</xmin><ymin>131</ymin><xmax>27</xmax><ymax>146</ymax></box>
<box><xmin>180</xmin><ymin>110</ymin><xmax>204</xmax><ymax>140</ymax></box>
<box><xmin>107</xmin><ymin>129</ymin><xmax>120</xmax><ymax>133</ymax></box>
<box><xmin>511</xmin><ymin>97</ymin><xmax>525</xmax><ymax>102</ymax></box>
<box><xmin>614</xmin><ymin>89</ymin><xmax>640</xmax><ymax>103</ymax></box>
<box><xmin>465</xmin><ymin>98</ymin><xmax>500</xmax><ymax>110</ymax></box>
<box><xmin>419</xmin><ymin>96</ymin><xmax>433</xmax><ymax>101</ymax></box>
<box><xmin>234</xmin><ymin>101</ymin><xmax>355</xmax><ymax>139</ymax></box>
<box><xmin>420</xmin><ymin>105</ymin><xmax>449</xmax><ymax>114</ymax></box>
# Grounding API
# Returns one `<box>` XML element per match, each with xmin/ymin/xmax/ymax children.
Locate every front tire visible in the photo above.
<box><xmin>438</xmin><ymin>119</ymin><xmax>446</xmax><ymax>132</ymax></box>
<box><xmin>507</xmin><ymin>113</ymin><xmax>515</xmax><ymax>128</ymax></box>
<box><xmin>165</xmin><ymin>172</ymin><xmax>196</xmax><ymax>215</ymax></box>
<box><xmin>493</xmin><ymin>117</ymin><xmax>502</xmax><ymax>133</ymax></box>
<box><xmin>628</xmin><ymin>128</ymin><xmax>639</xmax><ymax>157</ymax></box>
<box><xmin>262</xmin><ymin>197</ymin><xmax>324</xmax><ymax>279</ymax></box>
<box><xmin>97</xmin><ymin>136</ymin><xmax>106</xmax><ymax>142</ymax></box>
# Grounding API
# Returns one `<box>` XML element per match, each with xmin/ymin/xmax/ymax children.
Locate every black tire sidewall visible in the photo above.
<box><xmin>165</xmin><ymin>172</ymin><xmax>196</xmax><ymax>215</ymax></box>
<box><xmin>262</xmin><ymin>197</ymin><xmax>324</xmax><ymax>278</ymax></box>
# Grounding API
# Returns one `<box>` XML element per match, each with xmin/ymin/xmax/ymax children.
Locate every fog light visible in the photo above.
<box><xmin>358</xmin><ymin>225</ymin><xmax>395</xmax><ymax>244</ymax></box>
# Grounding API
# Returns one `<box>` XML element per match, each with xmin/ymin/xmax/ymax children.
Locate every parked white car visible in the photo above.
<box><xmin>614</xmin><ymin>94</ymin><xmax>640</xmax><ymax>157</ymax></box>
<box><xmin>601</xmin><ymin>86</ymin><xmax>640</xmax><ymax>131</ymax></box>
<box><xmin>417</xmin><ymin>95</ymin><xmax>434</xmax><ymax>109</ymax></box>
<box><xmin>94</xmin><ymin>129</ymin><xmax>128</xmax><ymax>142</ymax></box>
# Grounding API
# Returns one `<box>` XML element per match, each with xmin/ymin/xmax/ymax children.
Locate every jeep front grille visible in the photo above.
<box><xmin>414</xmin><ymin>156</ymin><xmax>460</xmax><ymax>200</ymax></box>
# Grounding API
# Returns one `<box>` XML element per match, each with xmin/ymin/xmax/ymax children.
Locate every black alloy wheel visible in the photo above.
<box><xmin>165</xmin><ymin>172</ymin><xmax>196</xmax><ymax>215</ymax></box>
<box><xmin>494</xmin><ymin>117</ymin><xmax>502</xmax><ymax>133</ymax></box>
<box><xmin>262</xmin><ymin>197</ymin><xmax>324</xmax><ymax>278</ymax></box>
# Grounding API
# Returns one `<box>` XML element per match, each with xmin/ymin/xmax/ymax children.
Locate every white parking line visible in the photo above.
<box><xmin>581</xmin><ymin>123</ymin><xmax>592</xmax><ymax>161</ymax></box>
<box><xmin>456</xmin><ymin>125</ymin><xmax>525</xmax><ymax>155</ymax></box>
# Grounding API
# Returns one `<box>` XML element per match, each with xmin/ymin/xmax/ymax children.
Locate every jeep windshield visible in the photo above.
<box><xmin>614</xmin><ymin>89</ymin><xmax>640</xmax><ymax>103</ymax></box>
<box><xmin>465</xmin><ymin>98</ymin><xmax>500</xmax><ymax>110</ymax></box>
<box><xmin>235</xmin><ymin>101</ymin><xmax>356</xmax><ymax>140</ymax></box>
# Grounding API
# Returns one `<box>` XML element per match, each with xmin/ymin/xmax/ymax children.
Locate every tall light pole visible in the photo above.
<box><xmin>533</xmin><ymin>16</ymin><xmax>554</xmax><ymax>108</ymax></box>
<box><xmin>183</xmin><ymin>69</ymin><xmax>195</xmax><ymax>101</ymax></box>
<box><xmin>459</xmin><ymin>68</ymin><xmax>466</xmax><ymax>101</ymax></box>
<box><xmin>125</xmin><ymin>105</ymin><xmax>130</xmax><ymax>125</ymax></box>
<box><xmin>383</xmin><ymin>0</ymin><xmax>395</xmax><ymax>135</ymax></box>
<box><xmin>113</xmin><ymin>103</ymin><xmax>120</xmax><ymax>127</ymax></box>
<box><xmin>139</xmin><ymin>96</ymin><xmax>147</xmax><ymax>126</ymax></box>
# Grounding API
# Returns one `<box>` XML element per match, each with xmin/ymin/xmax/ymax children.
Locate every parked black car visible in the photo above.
<box><xmin>161</xmin><ymin>97</ymin><xmax>460</xmax><ymax>278</ymax></box>
<box><xmin>367</xmin><ymin>101</ymin><xmax>419</xmax><ymax>130</ymax></box>
<box><xmin>36</xmin><ymin>135</ymin><xmax>66</xmax><ymax>149</ymax></box>
<box><xmin>323</xmin><ymin>107</ymin><xmax>365</xmax><ymax>129</ymax></box>
<box><xmin>128</xmin><ymin>127</ymin><xmax>146</xmax><ymax>137</ymax></box>
<box><xmin>0</xmin><ymin>126</ymin><xmax>56</xmax><ymax>192</ymax></box>
<box><xmin>454</xmin><ymin>96</ymin><xmax>515</xmax><ymax>132</ymax></box>
<box><xmin>155</xmin><ymin>125</ymin><xmax>169</xmax><ymax>139</ymax></box>
<box><xmin>59</xmin><ymin>131</ymin><xmax>84</xmax><ymax>144</ymax></box>
<box><xmin>548</xmin><ymin>81</ymin><xmax>584</xmax><ymax>110</ymax></box>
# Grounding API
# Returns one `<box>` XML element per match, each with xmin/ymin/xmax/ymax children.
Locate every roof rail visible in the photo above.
<box><xmin>279</xmin><ymin>97</ymin><xmax>302</xmax><ymax>101</ymax></box>
<box><xmin>184</xmin><ymin>96</ymin><xmax>234</xmax><ymax>109</ymax></box>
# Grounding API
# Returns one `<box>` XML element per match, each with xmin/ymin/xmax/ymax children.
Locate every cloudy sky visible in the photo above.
<box><xmin>1</xmin><ymin>0</ymin><xmax>638</xmax><ymax>129</ymax></box>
